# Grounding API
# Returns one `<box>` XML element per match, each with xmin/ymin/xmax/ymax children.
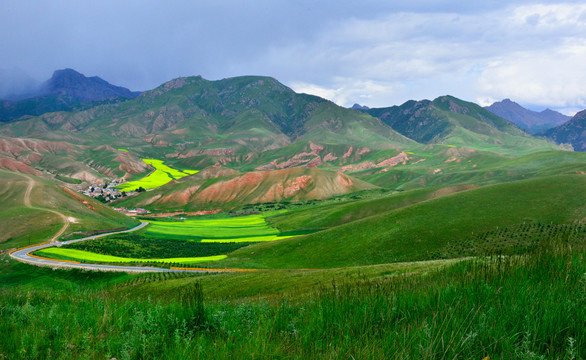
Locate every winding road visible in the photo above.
<box><xmin>9</xmin><ymin>174</ymin><xmax>251</xmax><ymax>273</ymax></box>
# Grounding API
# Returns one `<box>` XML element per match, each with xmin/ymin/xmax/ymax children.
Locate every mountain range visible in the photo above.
<box><xmin>0</xmin><ymin>70</ymin><xmax>583</xmax><ymax>212</ymax></box>
<box><xmin>2</xmin><ymin>70</ymin><xmax>585</xmax><ymax>360</ymax></box>
<box><xmin>356</xmin><ymin>95</ymin><xmax>558</xmax><ymax>154</ymax></box>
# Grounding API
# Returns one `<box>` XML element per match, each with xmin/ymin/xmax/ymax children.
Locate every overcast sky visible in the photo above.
<box><xmin>1</xmin><ymin>1</ymin><xmax>585</xmax><ymax>114</ymax></box>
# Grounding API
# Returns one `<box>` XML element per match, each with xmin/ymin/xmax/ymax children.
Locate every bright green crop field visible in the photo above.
<box><xmin>146</xmin><ymin>214</ymin><xmax>298</xmax><ymax>242</ymax></box>
<box><xmin>35</xmin><ymin>247</ymin><xmax>226</xmax><ymax>264</ymax></box>
<box><xmin>116</xmin><ymin>159</ymin><xmax>199</xmax><ymax>191</ymax></box>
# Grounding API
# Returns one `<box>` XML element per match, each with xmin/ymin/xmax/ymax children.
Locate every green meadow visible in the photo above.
<box><xmin>116</xmin><ymin>159</ymin><xmax>199</xmax><ymax>191</ymax></box>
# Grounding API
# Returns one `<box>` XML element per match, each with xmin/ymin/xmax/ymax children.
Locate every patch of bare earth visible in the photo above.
<box><xmin>0</xmin><ymin>158</ymin><xmax>40</xmax><ymax>175</ymax></box>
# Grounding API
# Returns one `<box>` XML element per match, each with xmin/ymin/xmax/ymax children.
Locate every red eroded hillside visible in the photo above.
<box><xmin>116</xmin><ymin>167</ymin><xmax>378</xmax><ymax>211</ymax></box>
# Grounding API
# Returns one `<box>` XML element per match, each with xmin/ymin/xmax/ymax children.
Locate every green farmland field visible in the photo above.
<box><xmin>35</xmin><ymin>247</ymin><xmax>226</xmax><ymax>264</ymax></box>
<box><xmin>116</xmin><ymin>159</ymin><xmax>199</xmax><ymax>191</ymax></box>
<box><xmin>145</xmin><ymin>214</ymin><xmax>300</xmax><ymax>242</ymax></box>
<box><xmin>38</xmin><ymin>214</ymin><xmax>300</xmax><ymax>265</ymax></box>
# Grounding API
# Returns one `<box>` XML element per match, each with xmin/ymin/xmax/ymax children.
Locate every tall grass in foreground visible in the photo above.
<box><xmin>1</xmin><ymin>242</ymin><xmax>584</xmax><ymax>359</ymax></box>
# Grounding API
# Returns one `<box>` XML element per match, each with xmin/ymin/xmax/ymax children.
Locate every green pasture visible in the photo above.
<box><xmin>116</xmin><ymin>159</ymin><xmax>198</xmax><ymax>191</ymax></box>
<box><xmin>35</xmin><ymin>247</ymin><xmax>226</xmax><ymax>264</ymax></box>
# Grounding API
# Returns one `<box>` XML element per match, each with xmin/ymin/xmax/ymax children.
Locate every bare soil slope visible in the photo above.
<box><xmin>116</xmin><ymin>167</ymin><xmax>378</xmax><ymax>211</ymax></box>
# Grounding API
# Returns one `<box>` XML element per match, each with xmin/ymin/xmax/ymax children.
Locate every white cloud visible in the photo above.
<box><xmin>477</xmin><ymin>39</ymin><xmax>586</xmax><ymax>111</ymax></box>
<box><xmin>291</xmin><ymin>79</ymin><xmax>405</xmax><ymax>107</ymax></box>
<box><xmin>268</xmin><ymin>3</ymin><xmax>586</xmax><ymax>111</ymax></box>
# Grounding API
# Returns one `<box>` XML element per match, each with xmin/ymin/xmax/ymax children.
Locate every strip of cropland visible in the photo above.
<box><xmin>116</xmin><ymin>159</ymin><xmax>198</xmax><ymax>191</ymax></box>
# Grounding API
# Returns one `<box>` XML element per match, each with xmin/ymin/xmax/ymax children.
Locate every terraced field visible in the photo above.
<box><xmin>116</xmin><ymin>159</ymin><xmax>198</xmax><ymax>191</ymax></box>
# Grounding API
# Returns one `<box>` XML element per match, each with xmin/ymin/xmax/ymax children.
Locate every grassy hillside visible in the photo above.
<box><xmin>214</xmin><ymin>175</ymin><xmax>585</xmax><ymax>269</ymax></box>
<box><xmin>355</xmin><ymin>148</ymin><xmax>586</xmax><ymax>190</ymax></box>
<box><xmin>268</xmin><ymin>183</ymin><xmax>477</xmax><ymax>231</ymax></box>
<box><xmin>0</xmin><ymin>82</ymin><xmax>570</xmax><ymax>190</ymax></box>
<box><xmin>0</xmin><ymin>169</ymin><xmax>139</xmax><ymax>250</ymax></box>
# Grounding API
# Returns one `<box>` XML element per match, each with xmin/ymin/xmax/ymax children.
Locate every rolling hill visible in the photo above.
<box><xmin>0</xmin><ymin>136</ymin><xmax>149</xmax><ymax>183</ymax></box>
<box><xmin>0</xmin><ymin>74</ymin><xmax>577</xmax><ymax>213</ymax></box>
<box><xmin>213</xmin><ymin>174</ymin><xmax>586</xmax><ymax>269</ymax></box>
<box><xmin>0</xmin><ymin>75</ymin><xmax>418</xmax><ymax>182</ymax></box>
<box><xmin>0</xmin><ymin>75</ymin><xmax>412</xmax><ymax>152</ymax></box>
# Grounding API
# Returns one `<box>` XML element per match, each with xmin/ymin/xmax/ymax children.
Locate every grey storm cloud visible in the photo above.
<box><xmin>1</xmin><ymin>0</ymin><xmax>586</xmax><ymax>114</ymax></box>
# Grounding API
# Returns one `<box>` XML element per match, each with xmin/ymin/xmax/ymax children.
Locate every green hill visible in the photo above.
<box><xmin>0</xmin><ymin>75</ymin><xmax>418</xmax><ymax>184</ymax></box>
<box><xmin>354</xmin><ymin>148</ymin><xmax>586</xmax><ymax>190</ymax></box>
<box><xmin>214</xmin><ymin>175</ymin><xmax>586</xmax><ymax>269</ymax></box>
<box><xmin>0</xmin><ymin>77</ymin><xmax>568</xmax><ymax>189</ymax></box>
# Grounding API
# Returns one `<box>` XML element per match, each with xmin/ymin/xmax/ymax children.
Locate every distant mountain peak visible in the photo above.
<box><xmin>360</xmin><ymin>94</ymin><xmax>561</xmax><ymax>154</ymax></box>
<box><xmin>351</xmin><ymin>103</ymin><xmax>369</xmax><ymax>110</ymax></box>
<box><xmin>485</xmin><ymin>99</ymin><xmax>569</xmax><ymax>134</ymax></box>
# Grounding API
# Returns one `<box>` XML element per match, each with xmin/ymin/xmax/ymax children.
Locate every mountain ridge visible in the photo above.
<box><xmin>358</xmin><ymin>95</ymin><xmax>560</xmax><ymax>155</ymax></box>
<box><xmin>485</xmin><ymin>98</ymin><xmax>569</xmax><ymax>134</ymax></box>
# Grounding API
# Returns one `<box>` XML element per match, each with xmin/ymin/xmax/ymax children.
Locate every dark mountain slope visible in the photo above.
<box><xmin>39</xmin><ymin>68</ymin><xmax>140</xmax><ymax>102</ymax></box>
<box><xmin>0</xmin><ymin>69</ymin><xmax>139</xmax><ymax>122</ymax></box>
<box><xmin>541</xmin><ymin>110</ymin><xmax>585</xmax><ymax>151</ymax></box>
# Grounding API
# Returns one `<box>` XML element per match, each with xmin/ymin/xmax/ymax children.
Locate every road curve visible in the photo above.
<box><xmin>9</xmin><ymin>222</ymin><xmax>251</xmax><ymax>274</ymax></box>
